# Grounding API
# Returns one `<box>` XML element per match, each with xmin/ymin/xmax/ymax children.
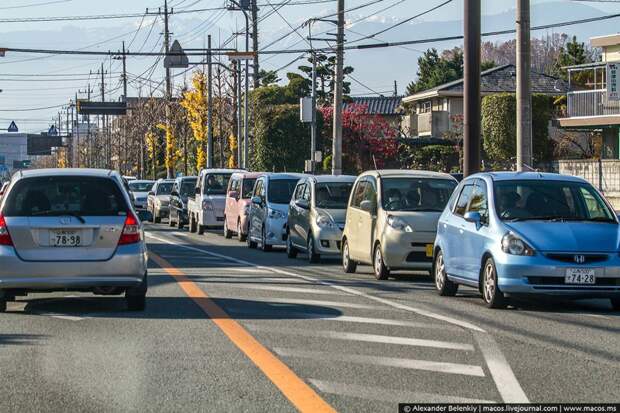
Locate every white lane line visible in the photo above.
<box><xmin>309</xmin><ymin>379</ymin><xmax>495</xmax><ymax>404</ymax></box>
<box><xmin>473</xmin><ymin>332</ymin><xmax>529</xmax><ymax>402</ymax></box>
<box><xmin>148</xmin><ymin>233</ymin><xmax>528</xmax><ymax>401</ymax></box>
<box><xmin>221</xmin><ymin>284</ymin><xmax>350</xmax><ymax>296</ymax></box>
<box><xmin>247</xmin><ymin>297</ymin><xmax>385</xmax><ymax>310</ymax></box>
<box><xmin>274</xmin><ymin>347</ymin><xmax>485</xmax><ymax>377</ymax></box>
<box><xmin>39</xmin><ymin>313</ymin><xmax>85</xmax><ymax>321</ymax></box>
<box><xmin>246</xmin><ymin>325</ymin><xmax>475</xmax><ymax>351</ymax></box>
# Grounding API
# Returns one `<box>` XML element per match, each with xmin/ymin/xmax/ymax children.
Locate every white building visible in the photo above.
<box><xmin>0</xmin><ymin>133</ymin><xmax>30</xmax><ymax>175</ymax></box>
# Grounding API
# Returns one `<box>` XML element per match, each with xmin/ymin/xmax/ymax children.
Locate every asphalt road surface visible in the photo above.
<box><xmin>0</xmin><ymin>222</ymin><xmax>618</xmax><ymax>412</ymax></box>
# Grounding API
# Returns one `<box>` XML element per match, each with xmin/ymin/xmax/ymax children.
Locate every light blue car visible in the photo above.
<box><xmin>433</xmin><ymin>172</ymin><xmax>620</xmax><ymax>309</ymax></box>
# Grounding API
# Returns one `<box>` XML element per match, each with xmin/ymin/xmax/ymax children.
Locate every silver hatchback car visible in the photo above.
<box><xmin>0</xmin><ymin>169</ymin><xmax>148</xmax><ymax>312</ymax></box>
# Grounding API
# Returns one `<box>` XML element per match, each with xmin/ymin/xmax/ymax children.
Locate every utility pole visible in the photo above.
<box><xmin>331</xmin><ymin>0</ymin><xmax>344</xmax><ymax>176</ymax></box>
<box><xmin>251</xmin><ymin>0</ymin><xmax>260</xmax><ymax>89</ymax></box>
<box><xmin>310</xmin><ymin>52</ymin><xmax>317</xmax><ymax>174</ymax></box>
<box><xmin>516</xmin><ymin>0</ymin><xmax>532</xmax><ymax>171</ymax></box>
<box><xmin>100</xmin><ymin>63</ymin><xmax>109</xmax><ymax>169</ymax></box>
<box><xmin>75</xmin><ymin>92</ymin><xmax>79</xmax><ymax>168</ymax></box>
<box><xmin>216</xmin><ymin>65</ymin><xmax>225</xmax><ymax>168</ymax></box>
<box><xmin>121</xmin><ymin>41</ymin><xmax>129</xmax><ymax>175</ymax></box>
<box><xmin>207</xmin><ymin>35</ymin><xmax>214</xmax><ymax>169</ymax></box>
<box><xmin>463</xmin><ymin>0</ymin><xmax>481</xmax><ymax>177</ymax></box>
<box><xmin>233</xmin><ymin>60</ymin><xmax>242</xmax><ymax>168</ymax></box>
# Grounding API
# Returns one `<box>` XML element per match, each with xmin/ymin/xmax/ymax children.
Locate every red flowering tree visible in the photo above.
<box><xmin>319</xmin><ymin>103</ymin><xmax>399</xmax><ymax>173</ymax></box>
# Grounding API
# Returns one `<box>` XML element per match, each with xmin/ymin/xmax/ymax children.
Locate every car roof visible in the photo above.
<box><xmin>361</xmin><ymin>170</ymin><xmax>457</xmax><ymax>180</ymax></box>
<box><xmin>199</xmin><ymin>168</ymin><xmax>245</xmax><ymax>176</ymax></box>
<box><xmin>130</xmin><ymin>179</ymin><xmax>155</xmax><ymax>184</ymax></box>
<box><xmin>473</xmin><ymin>171</ymin><xmax>588</xmax><ymax>184</ymax></box>
<box><xmin>263</xmin><ymin>172</ymin><xmax>308</xmax><ymax>180</ymax></box>
<box><xmin>176</xmin><ymin>176</ymin><xmax>197</xmax><ymax>181</ymax></box>
<box><xmin>156</xmin><ymin>178</ymin><xmax>176</xmax><ymax>183</ymax></box>
<box><xmin>231</xmin><ymin>172</ymin><xmax>263</xmax><ymax>179</ymax></box>
<box><xmin>18</xmin><ymin>168</ymin><xmax>119</xmax><ymax>179</ymax></box>
<box><xmin>310</xmin><ymin>174</ymin><xmax>357</xmax><ymax>183</ymax></box>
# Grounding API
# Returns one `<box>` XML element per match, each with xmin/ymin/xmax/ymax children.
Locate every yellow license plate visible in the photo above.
<box><xmin>425</xmin><ymin>244</ymin><xmax>434</xmax><ymax>258</ymax></box>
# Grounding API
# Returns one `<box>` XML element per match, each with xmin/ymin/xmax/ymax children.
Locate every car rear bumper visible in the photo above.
<box><xmin>495</xmin><ymin>254</ymin><xmax>620</xmax><ymax>298</ymax></box>
<box><xmin>0</xmin><ymin>243</ymin><xmax>147</xmax><ymax>290</ymax></box>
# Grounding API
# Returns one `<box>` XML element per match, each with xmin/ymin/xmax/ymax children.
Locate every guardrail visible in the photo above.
<box><xmin>566</xmin><ymin>89</ymin><xmax>620</xmax><ymax>118</ymax></box>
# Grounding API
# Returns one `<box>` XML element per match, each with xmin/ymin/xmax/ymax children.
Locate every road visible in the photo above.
<box><xmin>0</xmin><ymin>222</ymin><xmax>618</xmax><ymax>412</ymax></box>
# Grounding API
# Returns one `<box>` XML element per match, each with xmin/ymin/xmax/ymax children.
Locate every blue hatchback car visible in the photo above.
<box><xmin>434</xmin><ymin>172</ymin><xmax>620</xmax><ymax>309</ymax></box>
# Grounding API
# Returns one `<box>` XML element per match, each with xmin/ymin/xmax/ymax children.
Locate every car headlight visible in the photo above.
<box><xmin>202</xmin><ymin>200</ymin><xmax>213</xmax><ymax>211</ymax></box>
<box><xmin>316</xmin><ymin>214</ymin><xmax>336</xmax><ymax>229</ymax></box>
<box><xmin>268</xmin><ymin>208</ymin><xmax>284</xmax><ymax>219</ymax></box>
<box><xmin>501</xmin><ymin>232</ymin><xmax>535</xmax><ymax>256</ymax></box>
<box><xmin>387</xmin><ymin>215</ymin><xmax>413</xmax><ymax>232</ymax></box>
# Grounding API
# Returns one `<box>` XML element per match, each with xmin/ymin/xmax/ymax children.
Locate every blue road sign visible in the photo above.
<box><xmin>7</xmin><ymin>121</ymin><xmax>18</xmax><ymax>133</ymax></box>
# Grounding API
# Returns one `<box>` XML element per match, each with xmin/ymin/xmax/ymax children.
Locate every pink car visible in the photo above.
<box><xmin>223</xmin><ymin>172</ymin><xmax>262</xmax><ymax>241</ymax></box>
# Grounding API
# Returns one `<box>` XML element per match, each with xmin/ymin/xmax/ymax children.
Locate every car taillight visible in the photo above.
<box><xmin>0</xmin><ymin>214</ymin><xmax>13</xmax><ymax>246</ymax></box>
<box><xmin>118</xmin><ymin>213</ymin><xmax>141</xmax><ymax>245</ymax></box>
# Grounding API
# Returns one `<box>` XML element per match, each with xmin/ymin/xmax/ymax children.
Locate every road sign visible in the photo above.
<box><xmin>76</xmin><ymin>100</ymin><xmax>127</xmax><ymax>115</ymax></box>
<box><xmin>48</xmin><ymin>125</ymin><xmax>58</xmax><ymax>136</ymax></box>
<box><xmin>227</xmin><ymin>51</ymin><xmax>256</xmax><ymax>61</ymax></box>
<box><xmin>300</xmin><ymin>97</ymin><xmax>313</xmax><ymax>123</ymax></box>
<box><xmin>7</xmin><ymin>121</ymin><xmax>18</xmax><ymax>133</ymax></box>
<box><xmin>607</xmin><ymin>62</ymin><xmax>620</xmax><ymax>101</ymax></box>
<box><xmin>164</xmin><ymin>40</ymin><xmax>189</xmax><ymax>69</ymax></box>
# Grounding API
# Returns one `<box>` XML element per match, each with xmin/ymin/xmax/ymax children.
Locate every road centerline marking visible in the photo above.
<box><xmin>148</xmin><ymin>252</ymin><xmax>336</xmax><ymax>413</ymax></box>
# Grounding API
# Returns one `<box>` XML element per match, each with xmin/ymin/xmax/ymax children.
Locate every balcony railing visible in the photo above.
<box><xmin>567</xmin><ymin>89</ymin><xmax>620</xmax><ymax>118</ymax></box>
<box><xmin>417</xmin><ymin>111</ymin><xmax>449</xmax><ymax>136</ymax></box>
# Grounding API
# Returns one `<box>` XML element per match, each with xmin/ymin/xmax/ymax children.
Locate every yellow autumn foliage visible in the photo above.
<box><xmin>227</xmin><ymin>134</ymin><xmax>238</xmax><ymax>168</ymax></box>
<box><xmin>180</xmin><ymin>71</ymin><xmax>209</xmax><ymax>171</ymax></box>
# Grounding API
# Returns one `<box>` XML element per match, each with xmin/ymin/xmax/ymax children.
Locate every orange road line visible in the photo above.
<box><xmin>149</xmin><ymin>252</ymin><xmax>337</xmax><ymax>413</ymax></box>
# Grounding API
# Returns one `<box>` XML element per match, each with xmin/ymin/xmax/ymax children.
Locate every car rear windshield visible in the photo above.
<box><xmin>242</xmin><ymin>178</ymin><xmax>257</xmax><ymax>199</ymax></box>
<box><xmin>381</xmin><ymin>177</ymin><xmax>457</xmax><ymax>212</ymax></box>
<box><xmin>156</xmin><ymin>182</ymin><xmax>173</xmax><ymax>195</ymax></box>
<box><xmin>315</xmin><ymin>182</ymin><xmax>354</xmax><ymax>209</ymax></box>
<box><xmin>129</xmin><ymin>181</ymin><xmax>154</xmax><ymax>192</ymax></box>
<box><xmin>268</xmin><ymin>179</ymin><xmax>299</xmax><ymax>204</ymax></box>
<box><xmin>3</xmin><ymin>176</ymin><xmax>128</xmax><ymax>217</ymax></box>
<box><xmin>180</xmin><ymin>179</ymin><xmax>197</xmax><ymax>197</ymax></box>
<box><xmin>494</xmin><ymin>180</ymin><xmax>616</xmax><ymax>223</ymax></box>
<box><xmin>204</xmin><ymin>174</ymin><xmax>232</xmax><ymax>195</ymax></box>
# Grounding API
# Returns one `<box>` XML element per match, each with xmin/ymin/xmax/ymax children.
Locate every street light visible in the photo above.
<box><xmin>228</xmin><ymin>0</ymin><xmax>250</xmax><ymax>170</ymax></box>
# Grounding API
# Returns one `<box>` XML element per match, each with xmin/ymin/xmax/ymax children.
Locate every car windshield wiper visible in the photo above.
<box><xmin>507</xmin><ymin>215</ymin><xmax>616</xmax><ymax>223</ymax></box>
<box><xmin>30</xmin><ymin>210</ymin><xmax>86</xmax><ymax>223</ymax></box>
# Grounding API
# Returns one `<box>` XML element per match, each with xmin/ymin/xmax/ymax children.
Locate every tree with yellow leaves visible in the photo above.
<box><xmin>145</xmin><ymin>130</ymin><xmax>158</xmax><ymax>179</ymax></box>
<box><xmin>180</xmin><ymin>71</ymin><xmax>209</xmax><ymax>172</ymax></box>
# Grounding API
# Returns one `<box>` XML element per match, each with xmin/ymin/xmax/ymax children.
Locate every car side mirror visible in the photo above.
<box><xmin>464</xmin><ymin>211</ymin><xmax>481</xmax><ymax>225</ymax></box>
<box><xmin>228</xmin><ymin>190</ymin><xmax>239</xmax><ymax>199</ymax></box>
<box><xmin>148</xmin><ymin>191</ymin><xmax>155</xmax><ymax>196</ymax></box>
<box><xmin>295</xmin><ymin>199</ymin><xmax>310</xmax><ymax>210</ymax></box>
<box><xmin>251</xmin><ymin>196</ymin><xmax>263</xmax><ymax>205</ymax></box>
<box><xmin>360</xmin><ymin>200</ymin><xmax>376</xmax><ymax>214</ymax></box>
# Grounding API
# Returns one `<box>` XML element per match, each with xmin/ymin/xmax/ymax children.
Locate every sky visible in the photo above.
<box><xmin>0</xmin><ymin>0</ymin><xmax>619</xmax><ymax>133</ymax></box>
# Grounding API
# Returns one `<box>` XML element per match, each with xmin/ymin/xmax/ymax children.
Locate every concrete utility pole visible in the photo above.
<box><xmin>516</xmin><ymin>0</ymin><xmax>532</xmax><ymax>171</ymax></box>
<box><xmin>463</xmin><ymin>0</ymin><xmax>481</xmax><ymax>177</ymax></box>
<box><xmin>207</xmin><ymin>35</ymin><xmax>214</xmax><ymax>169</ymax></box>
<box><xmin>121</xmin><ymin>41</ymin><xmax>129</xmax><ymax>175</ymax></box>
<box><xmin>331</xmin><ymin>0</ymin><xmax>344</xmax><ymax>176</ymax></box>
<box><xmin>100</xmin><ymin>63</ymin><xmax>109</xmax><ymax>169</ymax></box>
<box><xmin>75</xmin><ymin>92</ymin><xmax>79</xmax><ymax>168</ymax></box>
<box><xmin>163</xmin><ymin>0</ymin><xmax>174</xmax><ymax>178</ymax></box>
<box><xmin>251</xmin><ymin>0</ymin><xmax>260</xmax><ymax>89</ymax></box>
<box><xmin>310</xmin><ymin>53</ymin><xmax>317</xmax><ymax>174</ymax></box>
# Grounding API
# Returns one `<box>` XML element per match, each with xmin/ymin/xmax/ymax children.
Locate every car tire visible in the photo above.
<box><xmin>237</xmin><ymin>220</ymin><xmax>247</xmax><ymax>242</ymax></box>
<box><xmin>342</xmin><ymin>239</ymin><xmax>357</xmax><ymax>273</ymax></box>
<box><xmin>247</xmin><ymin>231</ymin><xmax>258</xmax><ymax>249</ymax></box>
<box><xmin>308</xmin><ymin>235</ymin><xmax>320</xmax><ymax>264</ymax></box>
<box><xmin>286</xmin><ymin>235</ymin><xmax>298</xmax><ymax>259</ymax></box>
<box><xmin>482</xmin><ymin>257</ymin><xmax>508</xmax><ymax>309</ymax></box>
<box><xmin>261</xmin><ymin>226</ymin><xmax>272</xmax><ymax>252</ymax></box>
<box><xmin>223</xmin><ymin>218</ymin><xmax>233</xmax><ymax>239</ymax></box>
<box><xmin>176</xmin><ymin>216</ymin><xmax>184</xmax><ymax>230</ymax></box>
<box><xmin>189</xmin><ymin>215</ymin><xmax>197</xmax><ymax>233</ymax></box>
<box><xmin>197</xmin><ymin>221</ymin><xmax>205</xmax><ymax>235</ymax></box>
<box><xmin>610</xmin><ymin>297</ymin><xmax>620</xmax><ymax>311</ymax></box>
<box><xmin>434</xmin><ymin>250</ymin><xmax>458</xmax><ymax>296</ymax></box>
<box><xmin>154</xmin><ymin>209</ymin><xmax>161</xmax><ymax>224</ymax></box>
<box><xmin>373</xmin><ymin>245</ymin><xmax>390</xmax><ymax>280</ymax></box>
<box><xmin>0</xmin><ymin>299</ymin><xmax>6</xmax><ymax>313</ymax></box>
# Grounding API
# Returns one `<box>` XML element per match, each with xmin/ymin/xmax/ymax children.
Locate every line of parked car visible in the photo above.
<box><xmin>139</xmin><ymin>168</ymin><xmax>620</xmax><ymax>310</ymax></box>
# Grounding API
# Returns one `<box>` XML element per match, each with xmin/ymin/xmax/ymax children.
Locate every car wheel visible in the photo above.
<box><xmin>237</xmin><ymin>220</ymin><xmax>247</xmax><ymax>242</ymax></box>
<box><xmin>154</xmin><ymin>208</ymin><xmax>161</xmax><ymax>224</ymax></box>
<box><xmin>482</xmin><ymin>257</ymin><xmax>507</xmax><ymax>309</ymax></box>
<box><xmin>197</xmin><ymin>219</ymin><xmax>205</xmax><ymax>235</ymax></box>
<box><xmin>261</xmin><ymin>226</ymin><xmax>272</xmax><ymax>252</ymax></box>
<box><xmin>308</xmin><ymin>235</ymin><xmax>320</xmax><ymax>264</ymax></box>
<box><xmin>223</xmin><ymin>218</ymin><xmax>233</xmax><ymax>239</ymax></box>
<box><xmin>342</xmin><ymin>239</ymin><xmax>357</xmax><ymax>273</ymax></box>
<box><xmin>286</xmin><ymin>235</ymin><xmax>298</xmax><ymax>258</ymax></box>
<box><xmin>373</xmin><ymin>245</ymin><xmax>390</xmax><ymax>280</ymax></box>
<box><xmin>610</xmin><ymin>297</ymin><xmax>620</xmax><ymax>311</ymax></box>
<box><xmin>189</xmin><ymin>214</ymin><xmax>197</xmax><ymax>233</ymax></box>
<box><xmin>176</xmin><ymin>215</ymin><xmax>184</xmax><ymax>230</ymax></box>
<box><xmin>434</xmin><ymin>250</ymin><xmax>458</xmax><ymax>296</ymax></box>
<box><xmin>0</xmin><ymin>298</ymin><xmax>6</xmax><ymax>313</ymax></box>
<box><xmin>247</xmin><ymin>230</ymin><xmax>258</xmax><ymax>249</ymax></box>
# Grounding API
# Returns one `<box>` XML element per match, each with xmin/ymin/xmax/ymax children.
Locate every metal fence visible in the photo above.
<box><xmin>557</xmin><ymin>159</ymin><xmax>620</xmax><ymax>194</ymax></box>
<box><xmin>566</xmin><ymin>89</ymin><xmax>620</xmax><ymax>118</ymax></box>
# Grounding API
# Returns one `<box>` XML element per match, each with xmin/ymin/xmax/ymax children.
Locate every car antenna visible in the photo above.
<box><xmin>372</xmin><ymin>154</ymin><xmax>378</xmax><ymax>170</ymax></box>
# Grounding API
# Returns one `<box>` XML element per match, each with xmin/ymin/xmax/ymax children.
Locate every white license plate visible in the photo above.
<box><xmin>565</xmin><ymin>268</ymin><xmax>596</xmax><ymax>284</ymax></box>
<box><xmin>50</xmin><ymin>230</ymin><xmax>82</xmax><ymax>247</ymax></box>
